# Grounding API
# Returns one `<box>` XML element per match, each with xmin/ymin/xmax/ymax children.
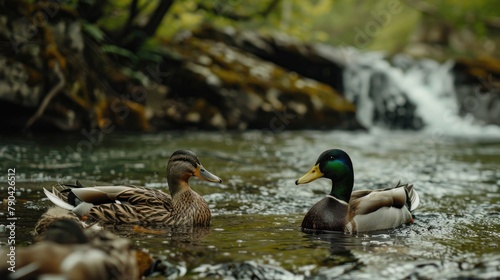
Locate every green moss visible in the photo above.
<box><xmin>170</xmin><ymin>35</ymin><xmax>358</xmax><ymax>129</ymax></box>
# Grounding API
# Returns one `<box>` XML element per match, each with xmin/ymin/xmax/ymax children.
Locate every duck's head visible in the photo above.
<box><xmin>295</xmin><ymin>149</ymin><xmax>354</xmax><ymax>201</ymax></box>
<box><xmin>295</xmin><ymin>149</ymin><xmax>353</xmax><ymax>184</ymax></box>
<box><xmin>167</xmin><ymin>150</ymin><xmax>222</xmax><ymax>191</ymax></box>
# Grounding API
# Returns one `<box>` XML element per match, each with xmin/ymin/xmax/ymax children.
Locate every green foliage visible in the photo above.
<box><xmin>101</xmin><ymin>44</ymin><xmax>138</xmax><ymax>64</ymax></box>
<box><xmin>155</xmin><ymin>1</ymin><xmax>204</xmax><ymax>39</ymax></box>
<box><xmin>82</xmin><ymin>22</ymin><xmax>105</xmax><ymax>42</ymax></box>
<box><xmin>96</xmin><ymin>0</ymin><xmax>130</xmax><ymax>31</ymax></box>
<box><xmin>207</xmin><ymin>0</ymin><xmax>336</xmax><ymax>42</ymax></box>
<box><xmin>75</xmin><ymin>0</ymin><xmax>500</xmax><ymax>56</ymax></box>
<box><xmin>432</xmin><ymin>0</ymin><xmax>500</xmax><ymax>37</ymax></box>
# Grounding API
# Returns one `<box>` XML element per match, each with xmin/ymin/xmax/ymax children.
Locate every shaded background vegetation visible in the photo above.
<box><xmin>1</xmin><ymin>0</ymin><xmax>499</xmax><ymax>132</ymax></box>
<box><xmin>96</xmin><ymin>0</ymin><xmax>500</xmax><ymax>57</ymax></box>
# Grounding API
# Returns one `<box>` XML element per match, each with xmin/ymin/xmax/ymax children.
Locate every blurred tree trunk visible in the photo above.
<box><xmin>119</xmin><ymin>0</ymin><xmax>175</xmax><ymax>51</ymax></box>
<box><xmin>121</xmin><ymin>0</ymin><xmax>139</xmax><ymax>39</ymax></box>
<box><xmin>196</xmin><ymin>0</ymin><xmax>281</xmax><ymax>21</ymax></box>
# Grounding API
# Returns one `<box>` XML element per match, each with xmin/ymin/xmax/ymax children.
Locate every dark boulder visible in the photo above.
<box><xmin>193</xmin><ymin>25</ymin><xmax>346</xmax><ymax>93</ymax></box>
<box><xmin>452</xmin><ymin>56</ymin><xmax>500</xmax><ymax>126</ymax></box>
<box><xmin>158</xmin><ymin>35</ymin><xmax>362</xmax><ymax>130</ymax></box>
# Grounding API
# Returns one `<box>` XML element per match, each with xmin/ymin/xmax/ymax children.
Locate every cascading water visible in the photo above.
<box><xmin>343</xmin><ymin>51</ymin><xmax>500</xmax><ymax>138</ymax></box>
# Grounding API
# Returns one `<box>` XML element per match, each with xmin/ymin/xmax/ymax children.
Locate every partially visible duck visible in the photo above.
<box><xmin>1</xmin><ymin>207</ymin><xmax>151</xmax><ymax>280</ymax></box>
<box><xmin>295</xmin><ymin>149</ymin><xmax>420</xmax><ymax>233</ymax></box>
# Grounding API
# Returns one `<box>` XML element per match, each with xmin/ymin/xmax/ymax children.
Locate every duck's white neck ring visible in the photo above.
<box><xmin>326</xmin><ymin>194</ymin><xmax>348</xmax><ymax>205</ymax></box>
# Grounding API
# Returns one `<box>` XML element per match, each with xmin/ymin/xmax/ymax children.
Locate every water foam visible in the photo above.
<box><xmin>343</xmin><ymin>51</ymin><xmax>500</xmax><ymax>139</ymax></box>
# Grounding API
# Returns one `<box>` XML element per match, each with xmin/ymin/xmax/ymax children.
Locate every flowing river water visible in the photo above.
<box><xmin>0</xmin><ymin>130</ymin><xmax>499</xmax><ymax>279</ymax></box>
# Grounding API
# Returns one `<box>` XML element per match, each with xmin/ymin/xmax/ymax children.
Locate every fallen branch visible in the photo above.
<box><xmin>25</xmin><ymin>62</ymin><xmax>66</xmax><ymax>129</ymax></box>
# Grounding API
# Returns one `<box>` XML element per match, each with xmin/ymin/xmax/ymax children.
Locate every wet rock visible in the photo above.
<box><xmin>0</xmin><ymin>6</ymin><xmax>361</xmax><ymax>132</ymax></box>
<box><xmin>147</xmin><ymin>258</ymin><xmax>187</xmax><ymax>279</ymax></box>
<box><xmin>0</xmin><ymin>1</ymin><xmax>151</xmax><ymax>132</ymax></box>
<box><xmin>452</xmin><ymin>56</ymin><xmax>500</xmax><ymax>126</ymax></box>
<box><xmin>191</xmin><ymin>26</ymin><xmax>431</xmax><ymax>130</ymax></box>
<box><xmin>0</xmin><ymin>57</ymin><xmax>43</xmax><ymax>107</ymax></box>
<box><xmin>194</xmin><ymin>25</ymin><xmax>347</xmax><ymax>93</ymax></box>
<box><xmin>0</xmin><ymin>3</ymin><xmax>360</xmax><ymax>132</ymax></box>
<box><xmin>161</xmin><ymin>36</ymin><xmax>362</xmax><ymax>130</ymax></box>
<box><xmin>343</xmin><ymin>53</ymin><xmax>425</xmax><ymax>130</ymax></box>
<box><xmin>94</xmin><ymin>97</ymin><xmax>150</xmax><ymax>131</ymax></box>
<box><xmin>0</xmin><ymin>56</ymin><xmax>45</xmax><ymax>130</ymax></box>
<box><xmin>0</xmin><ymin>9</ymin><xmax>46</xmax><ymax>130</ymax></box>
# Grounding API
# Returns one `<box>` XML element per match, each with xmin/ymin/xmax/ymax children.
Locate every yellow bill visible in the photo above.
<box><xmin>295</xmin><ymin>164</ymin><xmax>323</xmax><ymax>185</ymax></box>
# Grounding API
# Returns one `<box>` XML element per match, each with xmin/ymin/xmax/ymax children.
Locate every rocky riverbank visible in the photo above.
<box><xmin>0</xmin><ymin>1</ymin><xmax>498</xmax><ymax>133</ymax></box>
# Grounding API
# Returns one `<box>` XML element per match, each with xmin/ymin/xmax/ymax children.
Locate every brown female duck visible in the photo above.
<box><xmin>43</xmin><ymin>150</ymin><xmax>222</xmax><ymax>227</ymax></box>
<box><xmin>2</xmin><ymin>209</ymin><xmax>151</xmax><ymax>280</ymax></box>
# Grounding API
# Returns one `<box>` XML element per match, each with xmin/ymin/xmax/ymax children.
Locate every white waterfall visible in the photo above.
<box><xmin>343</xmin><ymin>51</ymin><xmax>500</xmax><ymax>138</ymax></box>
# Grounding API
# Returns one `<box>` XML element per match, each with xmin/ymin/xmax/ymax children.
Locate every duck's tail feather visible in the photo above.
<box><xmin>404</xmin><ymin>184</ymin><xmax>420</xmax><ymax>211</ymax></box>
<box><xmin>43</xmin><ymin>188</ymin><xmax>75</xmax><ymax>210</ymax></box>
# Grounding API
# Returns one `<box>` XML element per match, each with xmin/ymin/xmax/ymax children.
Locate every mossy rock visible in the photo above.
<box><xmin>453</xmin><ymin>55</ymin><xmax>500</xmax><ymax>125</ymax></box>
<box><xmin>163</xmin><ymin>36</ymin><xmax>362</xmax><ymax>130</ymax></box>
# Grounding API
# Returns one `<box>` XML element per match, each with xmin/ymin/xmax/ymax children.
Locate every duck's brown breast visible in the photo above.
<box><xmin>301</xmin><ymin>196</ymin><xmax>349</xmax><ymax>232</ymax></box>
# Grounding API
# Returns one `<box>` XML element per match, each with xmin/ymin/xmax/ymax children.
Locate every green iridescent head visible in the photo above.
<box><xmin>295</xmin><ymin>149</ymin><xmax>354</xmax><ymax>202</ymax></box>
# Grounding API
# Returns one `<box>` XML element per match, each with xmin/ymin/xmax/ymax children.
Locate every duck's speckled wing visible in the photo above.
<box><xmin>85</xmin><ymin>186</ymin><xmax>174</xmax><ymax>224</ymax></box>
<box><xmin>50</xmin><ymin>183</ymin><xmax>175</xmax><ymax>224</ymax></box>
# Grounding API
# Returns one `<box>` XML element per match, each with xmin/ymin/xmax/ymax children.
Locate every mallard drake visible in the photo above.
<box><xmin>43</xmin><ymin>150</ymin><xmax>222</xmax><ymax>227</ymax></box>
<box><xmin>295</xmin><ymin>149</ymin><xmax>420</xmax><ymax>233</ymax></box>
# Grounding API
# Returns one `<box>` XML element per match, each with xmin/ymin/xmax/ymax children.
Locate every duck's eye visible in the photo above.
<box><xmin>329</xmin><ymin>155</ymin><xmax>335</xmax><ymax>160</ymax></box>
